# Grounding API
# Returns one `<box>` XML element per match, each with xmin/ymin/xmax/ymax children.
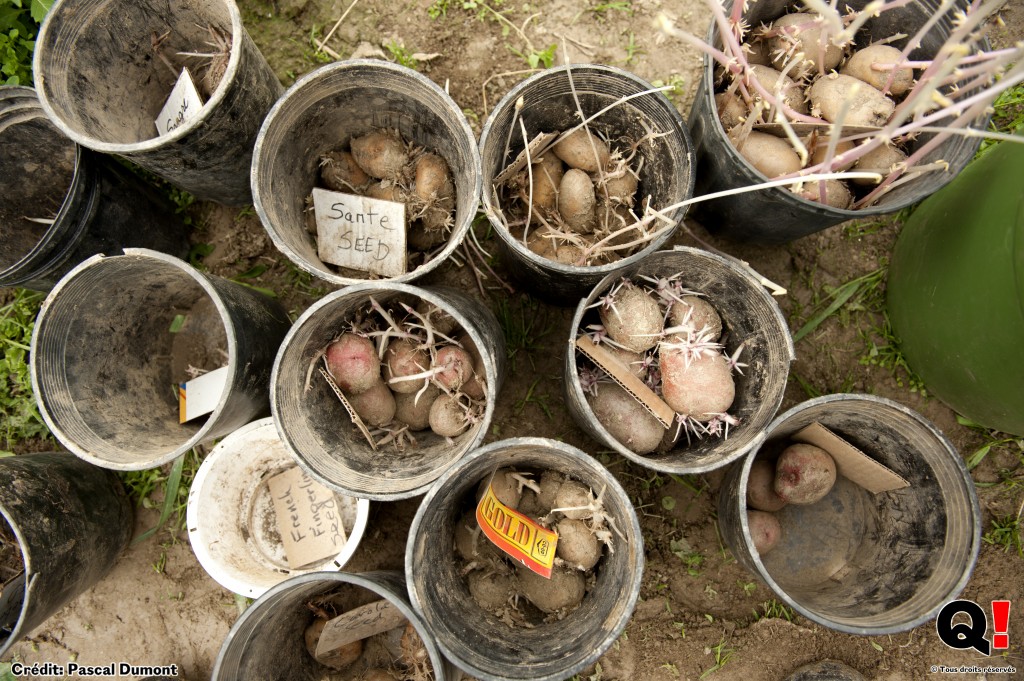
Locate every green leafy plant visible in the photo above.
<box><xmin>385</xmin><ymin>41</ymin><xmax>419</xmax><ymax>70</ymax></box>
<box><xmin>510</xmin><ymin>43</ymin><xmax>557</xmax><ymax>70</ymax></box>
<box><xmin>120</xmin><ymin>447</ymin><xmax>203</xmax><ymax>543</ymax></box>
<box><xmin>0</xmin><ymin>289</ymin><xmax>50</xmax><ymax>454</ymax></box>
<box><xmin>958</xmin><ymin>415</ymin><xmax>1024</xmax><ymax>470</ymax></box>
<box><xmin>983</xmin><ymin>510</ymin><xmax>1024</xmax><ymax>557</ymax></box>
<box><xmin>230</xmin><ymin>264</ymin><xmax>278</xmax><ymax>298</ymax></box>
<box><xmin>670</xmin><ymin>538</ymin><xmax>703</xmax><ymax>576</ymax></box>
<box><xmin>0</xmin><ymin>0</ymin><xmax>52</xmax><ymax>85</ymax></box>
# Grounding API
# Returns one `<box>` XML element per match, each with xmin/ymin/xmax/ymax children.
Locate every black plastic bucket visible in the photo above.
<box><xmin>717</xmin><ymin>394</ymin><xmax>981</xmax><ymax>634</ymax></box>
<box><xmin>0</xmin><ymin>452</ymin><xmax>133</xmax><ymax>657</ymax></box>
<box><xmin>688</xmin><ymin>0</ymin><xmax>987</xmax><ymax>244</ymax></box>
<box><xmin>0</xmin><ymin>86</ymin><xmax>188</xmax><ymax>291</ymax></box>
<box><xmin>212</xmin><ymin>570</ymin><xmax>458</xmax><ymax>680</ymax></box>
<box><xmin>406</xmin><ymin>437</ymin><xmax>644</xmax><ymax>681</ymax></box>
<box><xmin>33</xmin><ymin>0</ymin><xmax>282</xmax><ymax>205</ymax></box>
<box><xmin>479</xmin><ymin>65</ymin><xmax>695</xmax><ymax>305</ymax></box>
<box><xmin>30</xmin><ymin>249</ymin><xmax>291</xmax><ymax>471</ymax></box>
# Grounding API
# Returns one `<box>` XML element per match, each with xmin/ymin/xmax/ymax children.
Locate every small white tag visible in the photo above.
<box><xmin>312</xmin><ymin>187</ymin><xmax>407</xmax><ymax>277</ymax></box>
<box><xmin>156</xmin><ymin>68</ymin><xmax>204</xmax><ymax>136</ymax></box>
<box><xmin>178</xmin><ymin>366</ymin><xmax>228</xmax><ymax>423</ymax></box>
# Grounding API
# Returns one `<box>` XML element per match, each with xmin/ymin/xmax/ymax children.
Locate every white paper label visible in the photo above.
<box><xmin>155</xmin><ymin>68</ymin><xmax>204</xmax><ymax>136</ymax></box>
<box><xmin>178</xmin><ymin>366</ymin><xmax>229</xmax><ymax>423</ymax></box>
<box><xmin>312</xmin><ymin>187</ymin><xmax>406</xmax><ymax>277</ymax></box>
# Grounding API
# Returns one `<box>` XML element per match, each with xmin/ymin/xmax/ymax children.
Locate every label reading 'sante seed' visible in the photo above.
<box><xmin>476</xmin><ymin>480</ymin><xmax>558</xmax><ymax>579</ymax></box>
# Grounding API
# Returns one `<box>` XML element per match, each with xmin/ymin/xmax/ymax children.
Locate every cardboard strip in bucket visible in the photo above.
<box><xmin>313</xmin><ymin>599</ymin><xmax>407</xmax><ymax>661</ymax></box>
<box><xmin>267</xmin><ymin>466</ymin><xmax>348</xmax><ymax>569</ymax></box>
<box><xmin>319</xmin><ymin>365</ymin><xmax>377</xmax><ymax>451</ymax></box>
<box><xmin>494</xmin><ymin>131</ymin><xmax>559</xmax><ymax>186</ymax></box>
<box><xmin>575</xmin><ymin>336</ymin><xmax>675</xmax><ymax>427</ymax></box>
<box><xmin>793</xmin><ymin>422</ymin><xmax>910</xmax><ymax>493</ymax></box>
<box><xmin>477</xmin><ymin>476</ymin><xmax>558</xmax><ymax>578</ymax></box>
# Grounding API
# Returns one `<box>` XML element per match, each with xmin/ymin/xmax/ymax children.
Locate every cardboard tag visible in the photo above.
<box><xmin>155</xmin><ymin>68</ymin><xmax>203</xmax><ymax>136</ymax></box>
<box><xmin>476</xmin><ymin>479</ymin><xmax>558</xmax><ymax>578</ymax></box>
<box><xmin>319</xmin><ymin>366</ymin><xmax>377</xmax><ymax>451</ymax></box>
<box><xmin>312</xmin><ymin>187</ymin><xmax>406</xmax><ymax>277</ymax></box>
<box><xmin>793</xmin><ymin>422</ymin><xmax>910</xmax><ymax>494</ymax></box>
<box><xmin>315</xmin><ymin>600</ymin><xmax>407</xmax><ymax>659</ymax></box>
<box><xmin>575</xmin><ymin>336</ymin><xmax>675</xmax><ymax>428</ymax></box>
<box><xmin>178</xmin><ymin>366</ymin><xmax>229</xmax><ymax>423</ymax></box>
<box><xmin>267</xmin><ymin>466</ymin><xmax>348</xmax><ymax>569</ymax></box>
<box><xmin>493</xmin><ymin>131</ymin><xmax>559</xmax><ymax>186</ymax></box>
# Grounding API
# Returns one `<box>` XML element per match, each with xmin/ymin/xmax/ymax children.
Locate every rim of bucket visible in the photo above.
<box><xmin>212</xmin><ymin>570</ymin><xmax>453</xmax><ymax>681</ymax></box>
<box><xmin>733</xmin><ymin>393</ymin><xmax>982</xmax><ymax>635</ymax></box>
<box><xmin>565</xmin><ymin>246</ymin><xmax>793</xmax><ymax>473</ymax></box>
<box><xmin>270</xmin><ymin>281</ymin><xmax>498</xmax><ymax>500</ymax></box>
<box><xmin>186</xmin><ymin>417</ymin><xmax>371</xmax><ymax>599</ymax></box>
<box><xmin>695</xmin><ymin>7</ymin><xmax>990</xmax><ymax>220</ymax></box>
<box><xmin>29</xmin><ymin>248</ymin><xmax>242</xmax><ymax>470</ymax></box>
<box><xmin>405</xmin><ymin>436</ymin><xmax>645</xmax><ymax>681</ymax></box>
<box><xmin>479</xmin><ymin>63</ymin><xmax>694</xmax><ymax>280</ymax></box>
<box><xmin>252</xmin><ymin>59</ymin><xmax>482</xmax><ymax>287</ymax></box>
<box><xmin>0</xmin><ymin>504</ymin><xmax>30</xmax><ymax>658</ymax></box>
<box><xmin>33</xmin><ymin>0</ymin><xmax>245</xmax><ymax>153</ymax></box>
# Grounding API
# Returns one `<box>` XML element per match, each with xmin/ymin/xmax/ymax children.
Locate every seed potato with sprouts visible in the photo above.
<box><xmin>598</xmin><ymin>283</ymin><xmax>662</xmax><ymax>354</ymax></box>
<box><xmin>350</xmin><ymin>130</ymin><xmax>409</xmax><ymax>181</ymax></box>
<box><xmin>517</xmin><ymin>564</ymin><xmax>586</xmax><ymax>614</ymax></box>
<box><xmin>842</xmin><ymin>44</ymin><xmax>915</xmax><ymax>96</ymax></box>
<box><xmin>767</xmin><ymin>12</ymin><xmax>844</xmax><ymax>79</ymax></box>
<box><xmin>553</xmin><ymin>128</ymin><xmax>611</xmax><ymax>173</ymax></box>
<box><xmin>587</xmin><ymin>382</ymin><xmax>665</xmax><ymax>455</ymax></box>
<box><xmin>326</xmin><ymin>333</ymin><xmax>381</xmax><ymax>395</ymax></box>
<box><xmin>809</xmin><ymin>73</ymin><xmax>895</xmax><ymax>127</ymax></box>
<box><xmin>558</xmin><ymin>168</ymin><xmax>598</xmax><ymax>233</ymax></box>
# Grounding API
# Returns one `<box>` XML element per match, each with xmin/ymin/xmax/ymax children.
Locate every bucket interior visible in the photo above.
<box><xmin>408</xmin><ymin>441</ymin><xmax>642</xmax><ymax>679</ymax></box>
<box><xmin>254</xmin><ymin>62</ymin><xmax>477</xmax><ymax>283</ymax></box>
<box><xmin>743</xmin><ymin>398</ymin><xmax>978</xmax><ymax>631</ymax></box>
<box><xmin>33</xmin><ymin>257</ymin><xmax>231</xmax><ymax>467</ymax></box>
<box><xmin>273</xmin><ymin>288</ymin><xmax>488</xmax><ymax>498</ymax></box>
<box><xmin>0</xmin><ymin>115</ymin><xmax>76</xmax><ymax>271</ymax></box>
<box><xmin>36</xmin><ymin>0</ymin><xmax>234</xmax><ymax>145</ymax></box>
<box><xmin>568</xmin><ymin>248</ymin><xmax>793</xmax><ymax>473</ymax></box>
<box><xmin>0</xmin><ymin>511</ymin><xmax>26</xmax><ymax>649</ymax></box>
<box><xmin>188</xmin><ymin>421</ymin><xmax>364</xmax><ymax>596</ymax></box>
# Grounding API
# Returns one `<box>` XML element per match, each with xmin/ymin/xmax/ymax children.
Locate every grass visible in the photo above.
<box><xmin>978</xmin><ymin>82</ymin><xmax>1024</xmax><ymax>157</ymax></box>
<box><xmin>493</xmin><ymin>294</ymin><xmax>553</xmax><ymax>371</ymax></box>
<box><xmin>957</xmin><ymin>415</ymin><xmax>1024</xmax><ymax>471</ymax></box>
<box><xmin>983</xmin><ymin>510</ymin><xmax>1024</xmax><ymax>557</ymax></box>
<box><xmin>700</xmin><ymin>637</ymin><xmax>734</xmax><ymax>679</ymax></box>
<box><xmin>120</xmin><ymin>448</ymin><xmax>204</xmax><ymax>543</ymax></box>
<box><xmin>0</xmin><ymin>289</ymin><xmax>50</xmax><ymax>454</ymax></box>
<box><xmin>754</xmin><ymin>599</ymin><xmax>794</xmax><ymax>622</ymax></box>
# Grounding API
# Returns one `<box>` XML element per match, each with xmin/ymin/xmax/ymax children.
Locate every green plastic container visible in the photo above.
<box><xmin>887</xmin><ymin>139</ymin><xmax>1024</xmax><ymax>435</ymax></box>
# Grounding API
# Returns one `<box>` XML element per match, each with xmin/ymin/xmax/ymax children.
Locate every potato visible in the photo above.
<box><xmin>851</xmin><ymin>143</ymin><xmax>907</xmax><ymax>186</ymax></box>
<box><xmin>603</xmin><ymin>346</ymin><xmax>647</xmax><ymax>379</ymax></box>
<box><xmin>659</xmin><ymin>350</ymin><xmax>735</xmax><ymax>421</ymax></box>
<box><xmin>809</xmin><ymin>74</ymin><xmax>895</xmax><ymax>127</ymax></box>
<box><xmin>385</xmin><ymin>339</ymin><xmax>429</xmax><ymax>394</ymax></box>
<box><xmin>408</xmin><ymin>221</ymin><xmax>447</xmax><ymax>251</ymax></box>
<box><xmin>554</xmin><ymin>244</ymin><xmax>585</xmax><ymax>265</ymax></box>
<box><xmin>736</xmin><ymin>131</ymin><xmax>802</xmax><ymax>178</ymax></box>
<box><xmin>518</xmin><ymin>564</ymin><xmax>586</xmax><ymax>613</ymax></box>
<box><xmin>746</xmin><ymin>459</ymin><xmax>787</xmax><ymax>512</ymax></box>
<box><xmin>394</xmin><ymin>384</ymin><xmax>441</xmax><ymax>431</ymax></box>
<box><xmin>745</xmin><ymin>64</ymin><xmax>808</xmax><ymax>115</ymax></box>
<box><xmin>305</xmin><ymin>618</ymin><xmax>363</xmax><ymax>669</ymax></box>
<box><xmin>556</xmin><ymin>518</ymin><xmax>602</xmax><ymax>570</ymax></box>
<box><xmin>320</xmin><ymin>150</ymin><xmax>369</xmax><ymax>192</ymax></box>
<box><xmin>414</xmin><ymin>152</ymin><xmax>455</xmax><ymax>232</ymax></box>
<box><xmin>477</xmin><ymin>467</ymin><xmax>523</xmax><ymax>509</ymax></box>
<box><xmin>529</xmin><ymin>153</ymin><xmax>564</xmax><ymax>212</ymax></box>
<box><xmin>365</xmin><ymin>181</ymin><xmax>408</xmax><ymax>204</ymax></box>
<box><xmin>798</xmin><ymin>179</ymin><xmax>853</xmax><ymax>209</ymax></box>
<box><xmin>667</xmin><ymin>295</ymin><xmax>723</xmax><ymax>340</ymax></box>
<box><xmin>350</xmin><ymin>130</ymin><xmax>408</xmax><ymax>181</ymax></box>
<box><xmin>558</xmin><ymin>168</ymin><xmax>597</xmax><ymax>234</ymax></box>
<box><xmin>526</xmin><ymin>225</ymin><xmax>557</xmax><ymax>258</ymax></box>
<box><xmin>598</xmin><ymin>167</ymin><xmax>639</xmax><ymax>207</ymax></box>
<box><xmin>553</xmin><ymin>127</ymin><xmax>611</xmax><ymax>173</ymax></box>
<box><xmin>428</xmin><ymin>393</ymin><xmax>469</xmax><ymax>437</ymax></box>
<box><xmin>362</xmin><ymin>670</ymin><xmax>394</xmax><ymax>681</ymax></box>
<box><xmin>433</xmin><ymin>345</ymin><xmax>474</xmax><ymax>391</ymax></box>
<box><xmin>747</xmin><ymin>510</ymin><xmax>782</xmax><ymax>554</ymax></box>
<box><xmin>842</xmin><ymin>44</ymin><xmax>914</xmax><ymax>96</ymax></box>
<box><xmin>774</xmin><ymin>443</ymin><xmax>837</xmax><ymax>504</ymax></box>
<box><xmin>768</xmin><ymin>12</ymin><xmax>844</xmax><ymax>79</ymax></box>
<box><xmin>325</xmin><ymin>333</ymin><xmax>381</xmax><ymax>395</ymax></box>
<box><xmin>553</xmin><ymin>479</ymin><xmax>592</xmax><ymax>520</ymax></box>
<box><xmin>599</xmin><ymin>284</ymin><xmax>663</xmax><ymax>353</ymax></box>
<box><xmin>468</xmin><ymin>569</ymin><xmax>517</xmax><ymax>611</ymax></box>
<box><xmin>417</xmin><ymin>300</ymin><xmax>459</xmax><ymax>336</ymax></box>
<box><xmin>809</xmin><ymin>138</ymin><xmax>856</xmax><ymax>170</ymax></box>
<box><xmin>454</xmin><ymin>509</ymin><xmax>498</xmax><ymax>561</ymax></box>
<box><xmin>587</xmin><ymin>382</ymin><xmax>665</xmax><ymax>455</ymax></box>
<box><xmin>716</xmin><ymin>91</ymin><xmax>748</xmax><ymax>130</ymax></box>
<box><xmin>347</xmin><ymin>380</ymin><xmax>396</xmax><ymax>428</ymax></box>
<box><xmin>400</xmin><ymin>622</ymin><xmax>429</xmax><ymax>671</ymax></box>
<box><xmin>537</xmin><ymin>470</ymin><xmax>565</xmax><ymax>512</ymax></box>
<box><xmin>743</xmin><ymin>39</ymin><xmax>773</xmax><ymax>67</ymax></box>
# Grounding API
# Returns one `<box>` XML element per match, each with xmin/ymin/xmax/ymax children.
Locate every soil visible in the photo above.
<box><xmin>4</xmin><ymin>0</ymin><xmax>1024</xmax><ymax>679</ymax></box>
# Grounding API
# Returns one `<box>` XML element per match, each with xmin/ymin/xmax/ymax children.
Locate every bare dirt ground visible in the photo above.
<box><xmin>5</xmin><ymin>0</ymin><xmax>1024</xmax><ymax>679</ymax></box>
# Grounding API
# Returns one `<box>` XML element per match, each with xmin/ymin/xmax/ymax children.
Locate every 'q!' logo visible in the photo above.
<box><xmin>935</xmin><ymin>600</ymin><xmax>1011</xmax><ymax>656</ymax></box>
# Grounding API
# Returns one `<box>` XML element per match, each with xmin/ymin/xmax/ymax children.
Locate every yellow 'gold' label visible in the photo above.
<box><xmin>476</xmin><ymin>481</ymin><xmax>558</xmax><ymax>578</ymax></box>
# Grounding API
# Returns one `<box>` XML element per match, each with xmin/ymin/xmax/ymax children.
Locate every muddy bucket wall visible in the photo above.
<box><xmin>30</xmin><ymin>249</ymin><xmax>291</xmax><ymax>471</ymax></box>
<box><xmin>717</xmin><ymin>395</ymin><xmax>981</xmax><ymax>634</ymax></box>
<box><xmin>0</xmin><ymin>86</ymin><xmax>188</xmax><ymax>291</ymax></box>
<box><xmin>565</xmin><ymin>247</ymin><xmax>794</xmax><ymax>474</ymax></box>
<box><xmin>187</xmin><ymin>418</ymin><xmax>371</xmax><ymax>598</ymax></box>
<box><xmin>479</xmin><ymin>65</ymin><xmax>695</xmax><ymax>305</ymax></box>
<box><xmin>272</xmin><ymin>283</ymin><xmax>505</xmax><ymax>500</ymax></box>
<box><xmin>0</xmin><ymin>452</ymin><xmax>133</xmax><ymax>657</ymax></box>
<box><xmin>406</xmin><ymin>437</ymin><xmax>643</xmax><ymax>681</ymax></box>
<box><xmin>687</xmin><ymin>0</ymin><xmax>986</xmax><ymax>244</ymax></box>
<box><xmin>212</xmin><ymin>570</ymin><xmax>458</xmax><ymax>680</ymax></box>
<box><xmin>252</xmin><ymin>60</ymin><xmax>481</xmax><ymax>286</ymax></box>
<box><xmin>33</xmin><ymin>0</ymin><xmax>282</xmax><ymax>205</ymax></box>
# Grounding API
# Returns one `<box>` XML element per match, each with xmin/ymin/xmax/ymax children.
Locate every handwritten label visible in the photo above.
<box><xmin>312</xmin><ymin>187</ymin><xmax>406</xmax><ymax>277</ymax></box>
<box><xmin>315</xmin><ymin>600</ymin><xmax>407</xmax><ymax>660</ymax></box>
<box><xmin>266</xmin><ymin>466</ymin><xmax>347</xmax><ymax>569</ymax></box>
<box><xmin>476</xmin><ymin>479</ymin><xmax>558</xmax><ymax>578</ymax></box>
<box><xmin>155</xmin><ymin>68</ymin><xmax>203</xmax><ymax>136</ymax></box>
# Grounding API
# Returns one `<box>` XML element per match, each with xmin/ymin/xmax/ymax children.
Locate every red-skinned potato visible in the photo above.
<box><xmin>747</xmin><ymin>459</ymin><xmax>787</xmax><ymax>512</ymax></box>
<box><xmin>748</xmin><ymin>510</ymin><xmax>782</xmax><ymax>554</ymax></box>
<box><xmin>774</xmin><ymin>443</ymin><xmax>837</xmax><ymax>504</ymax></box>
<box><xmin>325</xmin><ymin>333</ymin><xmax>381</xmax><ymax>395</ymax></box>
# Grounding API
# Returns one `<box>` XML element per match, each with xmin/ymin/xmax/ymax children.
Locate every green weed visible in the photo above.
<box><xmin>792</xmin><ymin>266</ymin><xmax>885</xmax><ymax>342</ymax></box>
<box><xmin>509</xmin><ymin>43</ymin><xmax>557</xmax><ymax>70</ymax></box>
<box><xmin>513</xmin><ymin>376</ymin><xmax>553</xmax><ymax>419</ymax></box>
<box><xmin>0</xmin><ymin>0</ymin><xmax>51</xmax><ymax>85</ymax></box>
<box><xmin>670</xmin><ymin>538</ymin><xmax>703</xmax><ymax>576</ymax></box>
<box><xmin>385</xmin><ymin>41</ymin><xmax>419</xmax><ymax>69</ymax></box>
<box><xmin>957</xmin><ymin>415</ymin><xmax>1024</xmax><ymax>470</ymax></box>
<box><xmin>978</xmin><ymin>82</ymin><xmax>1024</xmax><ymax>157</ymax></box>
<box><xmin>983</xmin><ymin>510</ymin><xmax>1024</xmax><ymax>557</ymax></box>
<box><xmin>120</xmin><ymin>448</ymin><xmax>203</xmax><ymax>543</ymax></box>
<box><xmin>754</xmin><ymin>599</ymin><xmax>794</xmax><ymax>621</ymax></box>
<box><xmin>230</xmin><ymin>264</ymin><xmax>278</xmax><ymax>298</ymax></box>
<box><xmin>586</xmin><ymin>1</ymin><xmax>633</xmax><ymax>18</ymax></box>
<box><xmin>493</xmin><ymin>295</ymin><xmax>553</xmax><ymax>371</ymax></box>
<box><xmin>0</xmin><ymin>289</ymin><xmax>50</xmax><ymax>453</ymax></box>
<box><xmin>700</xmin><ymin>638</ymin><xmax>735</xmax><ymax>679</ymax></box>
<box><xmin>650</xmin><ymin>74</ymin><xmax>686</xmax><ymax>105</ymax></box>
<box><xmin>857</xmin><ymin>311</ymin><xmax>928</xmax><ymax>395</ymax></box>
<box><xmin>623</xmin><ymin>31</ymin><xmax>643</xmax><ymax>65</ymax></box>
